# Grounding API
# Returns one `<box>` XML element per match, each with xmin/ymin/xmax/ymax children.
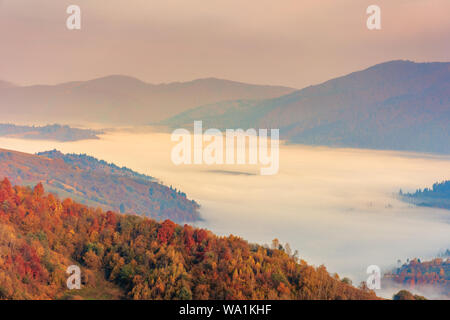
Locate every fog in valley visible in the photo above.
<box><xmin>1</xmin><ymin>129</ymin><xmax>450</xmax><ymax>298</ymax></box>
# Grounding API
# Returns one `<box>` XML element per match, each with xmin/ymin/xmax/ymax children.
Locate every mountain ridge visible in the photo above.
<box><xmin>0</xmin><ymin>76</ymin><xmax>295</xmax><ymax>125</ymax></box>
<box><xmin>0</xmin><ymin>123</ymin><xmax>102</xmax><ymax>141</ymax></box>
<box><xmin>0</xmin><ymin>148</ymin><xmax>200</xmax><ymax>222</ymax></box>
<box><xmin>163</xmin><ymin>60</ymin><xmax>450</xmax><ymax>154</ymax></box>
<box><xmin>0</xmin><ymin>80</ymin><xmax>15</xmax><ymax>89</ymax></box>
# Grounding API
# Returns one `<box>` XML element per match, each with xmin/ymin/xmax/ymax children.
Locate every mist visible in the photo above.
<box><xmin>0</xmin><ymin>129</ymin><xmax>449</xmax><ymax>298</ymax></box>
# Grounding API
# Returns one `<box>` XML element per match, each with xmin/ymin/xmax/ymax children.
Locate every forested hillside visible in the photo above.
<box><xmin>0</xmin><ymin>179</ymin><xmax>378</xmax><ymax>300</ymax></box>
<box><xmin>0</xmin><ymin>124</ymin><xmax>101</xmax><ymax>142</ymax></box>
<box><xmin>0</xmin><ymin>149</ymin><xmax>200</xmax><ymax>222</ymax></box>
<box><xmin>384</xmin><ymin>258</ymin><xmax>450</xmax><ymax>298</ymax></box>
<box><xmin>400</xmin><ymin>180</ymin><xmax>450</xmax><ymax>210</ymax></box>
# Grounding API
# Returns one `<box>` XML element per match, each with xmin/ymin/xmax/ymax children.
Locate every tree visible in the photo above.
<box><xmin>393</xmin><ymin>290</ymin><xmax>426</xmax><ymax>300</ymax></box>
<box><xmin>0</xmin><ymin>181</ymin><xmax>380</xmax><ymax>300</ymax></box>
<box><xmin>284</xmin><ymin>243</ymin><xmax>292</xmax><ymax>257</ymax></box>
<box><xmin>177</xmin><ymin>286</ymin><xmax>192</xmax><ymax>300</ymax></box>
<box><xmin>271</xmin><ymin>239</ymin><xmax>280</xmax><ymax>250</ymax></box>
<box><xmin>341</xmin><ymin>277</ymin><xmax>352</xmax><ymax>285</ymax></box>
<box><xmin>157</xmin><ymin>220</ymin><xmax>176</xmax><ymax>244</ymax></box>
<box><xmin>33</xmin><ymin>183</ymin><xmax>45</xmax><ymax>198</ymax></box>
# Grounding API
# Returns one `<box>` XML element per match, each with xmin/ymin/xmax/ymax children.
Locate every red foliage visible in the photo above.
<box><xmin>14</xmin><ymin>244</ymin><xmax>45</xmax><ymax>280</ymax></box>
<box><xmin>0</xmin><ymin>180</ymin><xmax>380</xmax><ymax>300</ymax></box>
<box><xmin>194</xmin><ymin>229</ymin><xmax>208</xmax><ymax>244</ymax></box>
<box><xmin>157</xmin><ymin>219</ymin><xmax>176</xmax><ymax>244</ymax></box>
<box><xmin>183</xmin><ymin>224</ymin><xmax>195</xmax><ymax>250</ymax></box>
<box><xmin>33</xmin><ymin>182</ymin><xmax>45</xmax><ymax>198</ymax></box>
<box><xmin>106</xmin><ymin>211</ymin><xmax>117</xmax><ymax>227</ymax></box>
<box><xmin>385</xmin><ymin>258</ymin><xmax>450</xmax><ymax>297</ymax></box>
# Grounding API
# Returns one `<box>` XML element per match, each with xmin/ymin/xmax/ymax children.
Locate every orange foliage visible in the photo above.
<box><xmin>0</xmin><ymin>178</ymin><xmax>379</xmax><ymax>300</ymax></box>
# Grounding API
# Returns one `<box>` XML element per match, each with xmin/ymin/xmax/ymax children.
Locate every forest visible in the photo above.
<box><xmin>384</xmin><ymin>257</ymin><xmax>450</xmax><ymax>298</ymax></box>
<box><xmin>400</xmin><ymin>180</ymin><xmax>450</xmax><ymax>210</ymax></box>
<box><xmin>0</xmin><ymin>149</ymin><xmax>200</xmax><ymax>223</ymax></box>
<box><xmin>0</xmin><ymin>178</ymin><xmax>379</xmax><ymax>300</ymax></box>
<box><xmin>0</xmin><ymin>124</ymin><xmax>101</xmax><ymax>142</ymax></box>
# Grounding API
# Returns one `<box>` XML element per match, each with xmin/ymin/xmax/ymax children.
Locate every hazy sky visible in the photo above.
<box><xmin>1</xmin><ymin>0</ymin><xmax>450</xmax><ymax>88</ymax></box>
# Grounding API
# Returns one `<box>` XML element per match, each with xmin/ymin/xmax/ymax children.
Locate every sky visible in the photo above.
<box><xmin>1</xmin><ymin>0</ymin><xmax>450</xmax><ymax>88</ymax></box>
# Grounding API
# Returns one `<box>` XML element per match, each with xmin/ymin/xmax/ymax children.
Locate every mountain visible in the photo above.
<box><xmin>163</xmin><ymin>60</ymin><xmax>450</xmax><ymax>154</ymax></box>
<box><xmin>0</xmin><ymin>178</ymin><xmax>379</xmax><ymax>300</ymax></box>
<box><xmin>161</xmin><ymin>99</ymin><xmax>262</xmax><ymax>129</ymax></box>
<box><xmin>0</xmin><ymin>149</ymin><xmax>199</xmax><ymax>222</ymax></box>
<box><xmin>400</xmin><ymin>180</ymin><xmax>450</xmax><ymax>210</ymax></box>
<box><xmin>0</xmin><ymin>76</ymin><xmax>294</xmax><ymax>125</ymax></box>
<box><xmin>0</xmin><ymin>81</ymin><xmax>15</xmax><ymax>89</ymax></box>
<box><xmin>0</xmin><ymin>124</ymin><xmax>102</xmax><ymax>141</ymax></box>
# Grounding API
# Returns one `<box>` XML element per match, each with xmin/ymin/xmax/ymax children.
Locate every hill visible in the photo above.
<box><xmin>0</xmin><ymin>81</ymin><xmax>15</xmax><ymax>89</ymax></box>
<box><xmin>400</xmin><ymin>180</ymin><xmax>450</xmax><ymax>210</ymax></box>
<box><xmin>384</xmin><ymin>258</ymin><xmax>450</xmax><ymax>299</ymax></box>
<box><xmin>163</xmin><ymin>60</ymin><xmax>450</xmax><ymax>154</ymax></box>
<box><xmin>0</xmin><ymin>124</ymin><xmax>102</xmax><ymax>142</ymax></box>
<box><xmin>0</xmin><ymin>179</ymin><xmax>378</xmax><ymax>300</ymax></box>
<box><xmin>0</xmin><ymin>149</ymin><xmax>199</xmax><ymax>223</ymax></box>
<box><xmin>0</xmin><ymin>76</ymin><xmax>294</xmax><ymax>125</ymax></box>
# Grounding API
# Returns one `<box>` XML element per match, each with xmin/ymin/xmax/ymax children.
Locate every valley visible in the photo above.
<box><xmin>1</xmin><ymin>129</ymin><xmax>449</xmax><ymax>298</ymax></box>
<box><xmin>2</xmin><ymin>0</ymin><xmax>449</xmax><ymax>304</ymax></box>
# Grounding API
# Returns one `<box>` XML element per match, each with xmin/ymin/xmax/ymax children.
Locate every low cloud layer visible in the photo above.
<box><xmin>1</xmin><ymin>130</ymin><xmax>450</xmax><ymax>298</ymax></box>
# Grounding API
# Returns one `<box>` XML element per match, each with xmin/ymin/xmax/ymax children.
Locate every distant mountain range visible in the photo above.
<box><xmin>4</xmin><ymin>60</ymin><xmax>449</xmax><ymax>154</ymax></box>
<box><xmin>0</xmin><ymin>76</ymin><xmax>294</xmax><ymax>125</ymax></box>
<box><xmin>163</xmin><ymin>60</ymin><xmax>450</xmax><ymax>154</ymax></box>
<box><xmin>0</xmin><ymin>80</ymin><xmax>15</xmax><ymax>89</ymax></box>
<box><xmin>0</xmin><ymin>124</ymin><xmax>102</xmax><ymax>141</ymax></box>
<box><xmin>0</xmin><ymin>149</ymin><xmax>200</xmax><ymax>222</ymax></box>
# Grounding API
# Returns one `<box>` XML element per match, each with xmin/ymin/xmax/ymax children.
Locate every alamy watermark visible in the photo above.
<box><xmin>171</xmin><ymin>121</ymin><xmax>280</xmax><ymax>175</ymax></box>
<box><xmin>66</xmin><ymin>265</ymin><xmax>81</xmax><ymax>290</ymax></box>
<box><xmin>64</xmin><ymin>4</ymin><xmax>380</xmax><ymax>31</ymax></box>
<box><xmin>367</xmin><ymin>5</ymin><xmax>381</xmax><ymax>30</ymax></box>
<box><xmin>66</xmin><ymin>5</ymin><xmax>81</xmax><ymax>30</ymax></box>
<box><xmin>366</xmin><ymin>265</ymin><xmax>381</xmax><ymax>290</ymax></box>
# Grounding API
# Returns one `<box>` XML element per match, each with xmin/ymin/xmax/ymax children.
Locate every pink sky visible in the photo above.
<box><xmin>1</xmin><ymin>0</ymin><xmax>449</xmax><ymax>88</ymax></box>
